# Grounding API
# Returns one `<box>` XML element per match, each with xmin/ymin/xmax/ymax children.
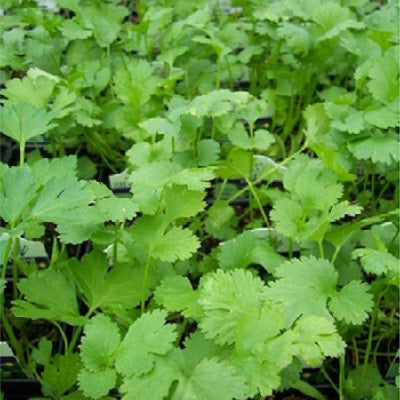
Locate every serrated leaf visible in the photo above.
<box><xmin>113</xmin><ymin>60</ymin><xmax>157</xmax><ymax>107</ymax></box>
<box><xmin>80</xmin><ymin>314</ymin><xmax>121</xmax><ymax>372</ymax></box>
<box><xmin>348</xmin><ymin>133</ymin><xmax>400</xmax><ymax>165</ymax></box>
<box><xmin>115</xmin><ymin>310</ymin><xmax>176</xmax><ymax>377</ymax></box>
<box><xmin>12</xmin><ymin>269</ymin><xmax>84</xmax><ymax>325</ymax></box>
<box><xmin>197</xmin><ymin>139</ymin><xmax>220</xmax><ymax>166</ymax></box>
<box><xmin>78</xmin><ymin>369</ymin><xmax>116</xmax><ymax>400</ymax></box>
<box><xmin>120</xmin><ymin>358</ymin><xmax>176</xmax><ymax>400</ymax></box>
<box><xmin>154</xmin><ymin>275</ymin><xmax>202</xmax><ymax>318</ymax></box>
<box><xmin>164</xmin><ymin>185</ymin><xmax>206</xmax><ymax>222</ymax></box>
<box><xmin>329</xmin><ymin>280</ymin><xmax>373</xmax><ymax>324</ymax></box>
<box><xmin>0</xmin><ymin>165</ymin><xmax>37</xmax><ymax>227</ymax></box>
<box><xmin>367</xmin><ymin>57</ymin><xmax>399</xmax><ymax>103</ymax></box>
<box><xmin>352</xmin><ymin>248</ymin><xmax>399</xmax><ymax>276</ymax></box>
<box><xmin>69</xmin><ymin>251</ymin><xmax>143</xmax><ymax>312</ymax></box>
<box><xmin>0</xmin><ymin>101</ymin><xmax>56</xmax><ymax>144</ymax></box>
<box><xmin>292</xmin><ymin>316</ymin><xmax>346</xmax><ymax>366</ymax></box>
<box><xmin>172</xmin><ymin>357</ymin><xmax>248</xmax><ymax>400</ymax></box>
<box><xmin>1</xmin><ymin>74</ymin><xmax>56</xmax><ymax>108</ymax></box>
<box><xmin>264</xmin><ymin>257</ymin><xmax>338</xmax><ymax>326</ymax></box>
<box><xmin>131</xmin><ymin>216</ymin><xmax>200</xmax><ymax>262</ymax></box>
<box><xmin>42</xmin><ymin>352</ymin><xmax>81</xmax><ymax>399</ymax></box>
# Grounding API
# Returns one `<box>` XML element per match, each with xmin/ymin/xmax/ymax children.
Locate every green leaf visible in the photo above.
<box><xmin>364</xmin><ymin>105</ymin><xmax>399</xmax><ymax>129</ymax></box>
<box><xmin>292</xmin><ymin>316</ymin><xmax>345</xmax><ymax>367</ymax></box>
<box><xmin>12</xmin><ymin>269</ymin><xmax>84</xmax><ymax>325</ymax></box>
<box><xmin>198</xmin><ymin>269</ymin><xmax>285</xmax><ymax>352</ymax></box>
<box><xmin>197</xmin><ymin>139</ymin><xmax>220</xmax><ymax>166</ymax></box>
<box><xmin>120</xmin><ymin>358</ymin><xmax>176</xmax><ymax>400</ymax></box>
<box><xmin>324</xmin><ymin>103</ymin><xmax>364</xmax><ymax>134</ymax></box>
<box><xmin>78</xmin><ymin>2</ymin><xmax>128</xmax><ymax>47</ymax></box>
<box><xmin>217</xmin><ymin>231</ymin><xmax>258</xmax><ymax>269</ymax></box>
<box><xmin>164</xmin><ymin>185</ymin><xmax>206</xmax><ymax>222</ymax></box>
<box><xmin>59</xmin><ymin>19</ymin><xmax>92</xmax><ymax>40</ymax></box>
<box><xmin>154</xmin><ymin>275</ymin><xmax>202</xmax><ymax>318</ymax></box>
<box><xmin>115</xmin><ymin>310</ymin><xmax>176</xmax><ymax>377</ymax></box>
<box><xmin>0</xmin><ymin>101</ymin><xmax>56</xmax><ymax>144</ymax></box>
<box><xmin>348</xmin><ymin>132</ymin><xmax>400</xmax><ymax>165</ymax></box>
<box><xmin>0</xmin><ymin>165</ymin><xmax>37</xmax><ymax>227</ymax></box>
<box><xmin>367</xmin><ymin>57</ymin><xmax>399</xmax><ymax>103</ymax></box>
<box><xmin>172</xmin><ymin>357</ymin><xmax>248</xmax><ymax>400</ymax></box>
<box><xmin>329</xmin><ymin>280</ymin><xmax>373</xmax><ymax>324</ymax></box>
<box><xmin>186</xmin><ymin>90</ymin><xmax>250</xmax><ymax>118</ymax></box>
<box><xmin>204</xmin><ymin>201</ymin><xmax>237</xmax><ymax>239</ymax></box>
<box><xmin>95</xmin><ymin>197</ymin><xmax>138</xmax><ymax>222</ymax></box>
<box><xmin>131</xmin><ymin>216</ymin><xmax>200</xmax><ymax>262</ymax></box>
<box><xmin>352</xmin><ymin>248</ymin><xmax>399</xmax><ymax>276</ymax></box>
<box><xmin>32</xmin><ymin>338</ymin><xmax>52</xmax><ymax>366</ymax></box>
<box><xmin>42</xmin><ymin>353</ymin><xmax>81</xmax><ymax>398</ymax></box>
<box><xmin>130</xmin><ymin>161</ymin><xmax>213</xmax><ymax>214</ymax></box>
<box><xmin>264</xmin><ymin>257</ymin><xmax>338</xmax><ymax>326</ymax></box>
<box><xmin>113</xmin><ymin>60</ymin><xmax>157</xmax><ymax>107</ymax></box>
<box><xmin>69</xmin><ymin>251</ymin><xmax>143</xmax><ymax>312</ymax></box>
<box><xmin>80</xmin><ymin>314</ymin><xmax>120</xmax><ymax>373</ymax></box>
<box><xmin>253</xmin><ymin>129</ymin><xmax>275</xmax><ymax>150</ymax></box>
<box><xmin>1</xmin><ymin>73</ymin><xmax>56</xmax><ymax>108</ymax></box>
<box><xmin>78</xmin><ymin>369</ymin><xmax>116</xmax><ymax>400</ymax></box>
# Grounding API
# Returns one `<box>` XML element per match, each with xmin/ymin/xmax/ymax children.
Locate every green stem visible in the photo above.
<box><xmin>20</xmin><ymin>141</ymin><xmax>25</xmax><ymax>166</ymax></box>
<box><xmin>318</xmin><ymin>240</ymin><xmax>325</xmax><ymax>259</ymax></box>
<box><xmin>215</xmin><ymin>179</ymin><xmax>227</xmax><ymax>202</ymax></box>
<box><xmin>321</xmin><ymin>365</ymin><xmax>339</xmax><ymax>394</ymax></box>
<box><xmin>370</xmin><ymin>163</ymin><xmax>376</xmax><ymax>212</ymax></box>
<box><xmin>226</xmin><ymin>141</ymin><xmax>308</xmax><ymax>205</ymax></box>
<box><xmin>288</xmin><ymin>238</ymin><xmax>293</xmax><ymax>259</ymax></box>
<box><xmin>140</xmin><ymin>255</ymin><xmax>151</xmax><ymax>314</ymax></box>
<box><xmin>244</xmin><ymin>178</ymin><xmax>269</xmax><ymax>228</ymax></box>
<box><xmin>68</xmin><ymin>310</ymin><xmax>93</xmax><ymax>353</ymax></box>
<box><xmin>1</xmin><ymin>236</ymin><xmax>13</xmax><ymax>281</ymax></box>
<box><xmin>1</xmin><ymin>310</ymin><xmax>26</xmax><ymax>367</ymax></box>
<box><xmin>12</xmin><ymin>237</ymin><xmax>20</xmax><ymax>299</ymax></box>
<box><xmin>54</xmin><ymin>322</ymin><xmax>68</xmax><ymax>352</ymax></box>
<box><xmin>224</xmin><ymin>55</ymin><xmax>233</xmax><ymax>90</ymax></box>
<box><xmin>352</xmin><ymin>338</ymin><xmax>359</xmax><ymax>368</ymax></box>
<box><xmin>216</xmin><ymin>56</ymin><xmax>221</xmax><ymax>89</ymax></box>
<box><xmin>339</xmin><ymin>353</ymin><xmax>345</xmax><ymax>400</ymax></box>
<box><xmin>360</xmin><ymin>290</ymin><xmax>386</xmax><ymax>388</ymax></box>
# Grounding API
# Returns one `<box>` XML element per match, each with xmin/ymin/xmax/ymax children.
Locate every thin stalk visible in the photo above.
<box><xmin>140</xmin><ymin>255</ymin><xmax>151</xmax><ymax>314</ymax></box>
<box><xmin>244</xmin><ymin>178</ymin><xmax>269</xmax><ymax>228</ymax></box>
<box><xmin>68</xmin><ymin>309</ymin><xmax>93</xmax><ymax>353</ymax></box>
<box><xmin>370</xmin><ymin>163</ymin><xmax>376</xmax><ymax>212</ymax></box>
<box><xmin>360</xmin><ymin>290</ymin><xmax>386</xmax><ymax>388</ymax></box>
<box><xmin>352</xmin><ymin>338</ymin><xmax>359</xmax><ymax>368</ymax></box>
<box><xmin>1</xmin><ymin>310</ymin><xmax>25</xmax><ymax>367</ymax></box>
<box><xmin>339</xmin><ymin>353</ymin><xmax>345</xmax><ymax>400</ymax></box>
<box><xmin>318</xmin><ymin>240</ymin><xmax>325</xmax><ymax>259</ymax></box>
<box><xmin>224</xmin><ymin>55</ymin><xmax>233</xmax><ymax>90</ymax></box>
<box><xmin>331</xmin><ymin>246</ymin><xmax>340</xmax><ymax>264</ymax></box>
<box><xmin>288</xmin><ymin>238</ymin><xmax>293</xmax><ymax>259</ymax></box>
<box><xmin>12</xmin><ymin>237</ymin><xmax>20</xmax><ymax>299</ymax></box>
<box><xmin>20</xmin><ymin>141</ymin><xmax>25</xmax><ymax>166</ymax></box>
<box><xmin>185</xmin><ymin>70</ymin><xmax>190</xmax><ymax>99</ymax></box>
<box><xmin>54</xmin><ymin>322</ymin><xmax>68</xmax><ymax>352</ymax></box>
<box><xmin>226</xmin><ymin>141</ymin><xmax>308</xmax><ymax>205</ymax></box>
<box><xmin>1</xmin><ymin>236</ymin><xmax>13</xmax><ymax>281</ymax></box>
<box><xmin>321</xmin><ymin>365</ymin><xmax>340</xmax><ymax>394</ymax></box>
<box><xmin>216</xmin><ymin>56</ymin><xmax>221</xmax><ymax>90</ymax></box>
<box><xmin>215</xmin><ymin>179</ymin><xmax>227</xmax><ymax>202</ymax></box>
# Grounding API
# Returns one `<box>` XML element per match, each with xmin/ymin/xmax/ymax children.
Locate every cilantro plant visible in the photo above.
<box><xmin>1</xmin><ymin>1</ymin><xmax>399</xmax><ymax>400</ymax></box>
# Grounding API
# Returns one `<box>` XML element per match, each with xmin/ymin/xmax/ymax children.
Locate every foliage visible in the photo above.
<box><xmin>0</xmin><ymin>1</ymin><xmax>398</xmax><ymax>400</ymax></box>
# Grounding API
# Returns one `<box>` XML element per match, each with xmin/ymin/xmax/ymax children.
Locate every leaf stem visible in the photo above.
<box><xmin>339</xmin><ymin>353</ymin><xmax>345</xmax><ymax>400</ymax></box>
<box><xmin>140</xmin><ymin>254</ymin><xmax>151</xmax><ymax>314</ymax></box>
